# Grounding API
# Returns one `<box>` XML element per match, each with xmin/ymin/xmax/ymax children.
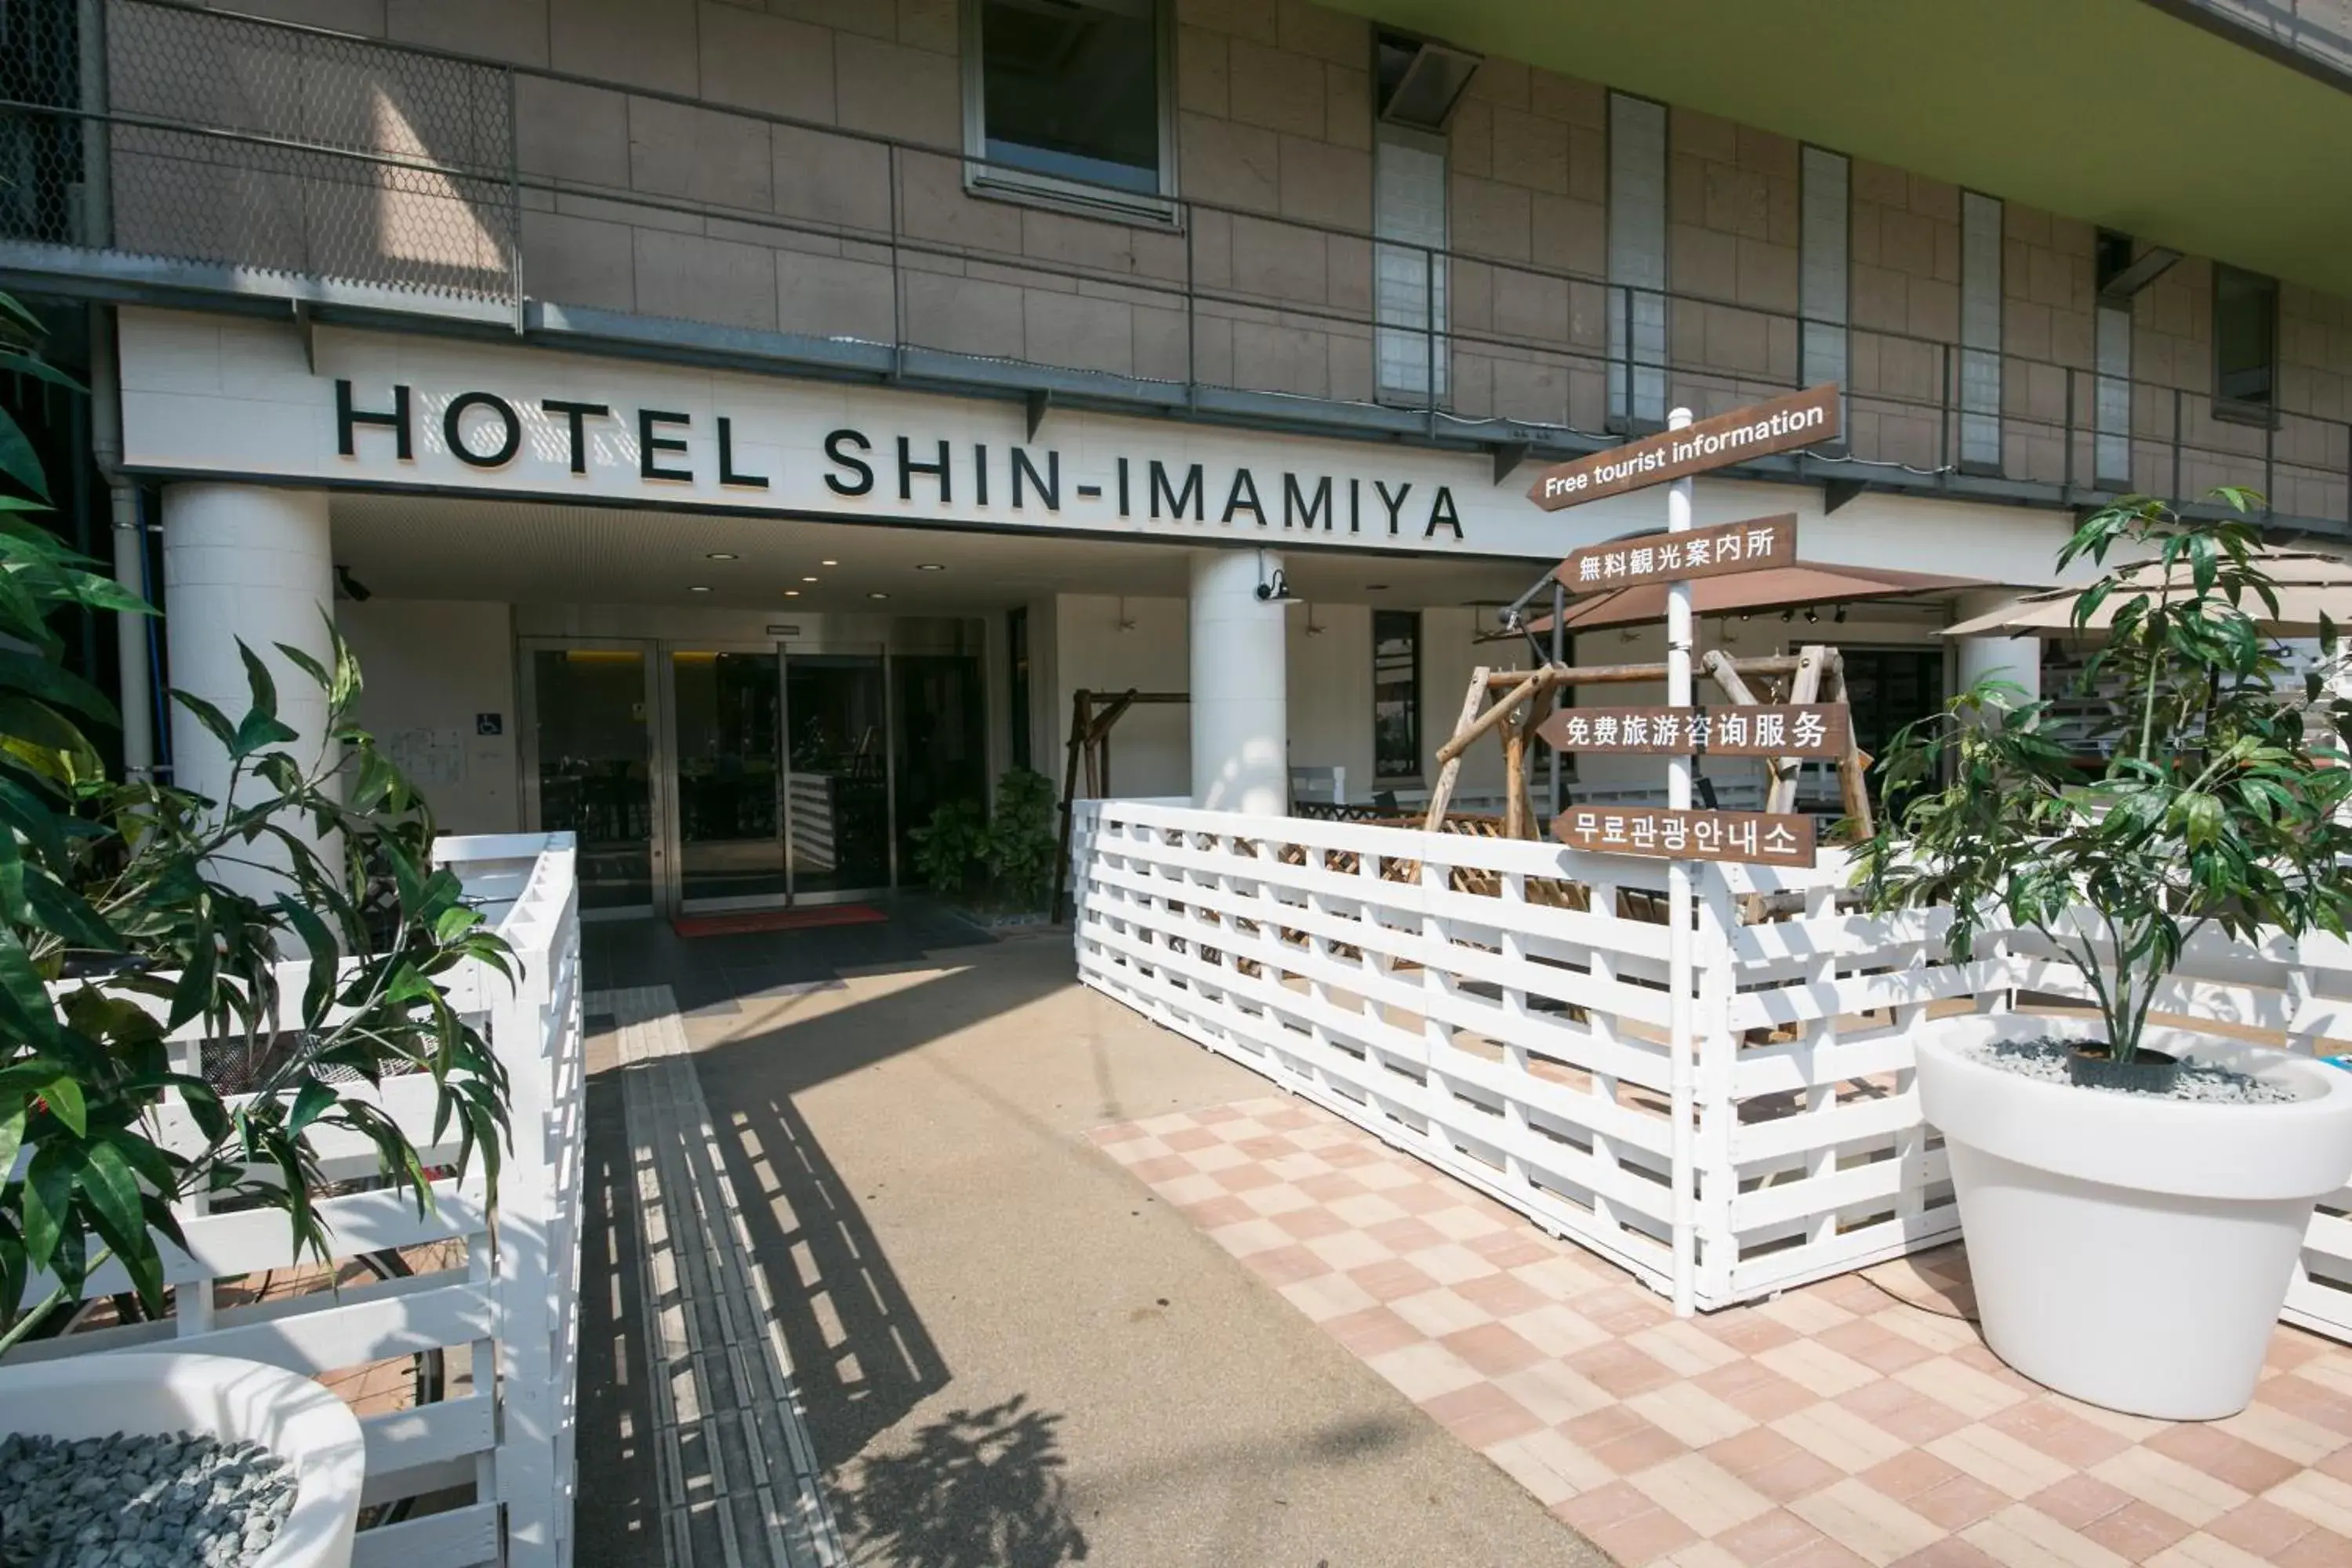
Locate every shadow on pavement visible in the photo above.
<box><xmin>837</xmin><ymin>1396</ymin><xmax>1089</xmax><ymax>1568</ymax></box>
<box><xmin>717</xmin><ymin>1087</ymin><xmax>951</xmax><ymax>1464</ymax></box>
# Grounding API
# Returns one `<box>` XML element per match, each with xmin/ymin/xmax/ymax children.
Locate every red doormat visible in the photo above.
<box><xmin>672</xmin><ymin>905</ymin><xmax>887</xmax><ymax>938</ymax></box>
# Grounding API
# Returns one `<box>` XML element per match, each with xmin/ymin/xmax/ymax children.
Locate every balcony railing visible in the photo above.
<box><xmin>4</xmin><ymin>0</ymin><xmax>2348</xmax><ymax>534</ymax></box>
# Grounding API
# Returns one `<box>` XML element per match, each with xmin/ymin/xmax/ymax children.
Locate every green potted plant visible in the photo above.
<box><xmin>0</xmin><ymin>292</ymin><xmax>511</xmax><ymax>1566</ymax></box>
<box><xmin>909</xmin><ymin>769</ymin><xmax>1058</xmax><ymax>925</ymax></box>
<box><xmin>1860</xmin><ymin>489</ymin><xmax>2352</xmax><ymax>1419</ymax></box>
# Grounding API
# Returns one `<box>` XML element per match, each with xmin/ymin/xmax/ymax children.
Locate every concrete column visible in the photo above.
<box><xmin>1949</xmin><ymin>590</ymin><xmax>2042</xmax><ymax>705</ymax></box>
<box><xmin>1189</xmin><ymin>548</ymin><xmax>1287</xmax><ymax>814</ymax></box>
<box><xmin>162</xmin><ymin>484</ymin><xmax>338</xmax><ymax>897</ymax></box>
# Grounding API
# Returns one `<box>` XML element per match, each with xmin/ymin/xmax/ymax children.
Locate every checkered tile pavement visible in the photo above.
<box><xmin>1090</xmin><ymin>1094</ymin><xmax>2352</xmax><ymax>1568</ymax></box>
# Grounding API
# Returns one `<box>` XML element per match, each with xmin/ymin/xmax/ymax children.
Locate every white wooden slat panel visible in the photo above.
<box><xmin>349</xmin><ymin>1501</ymin><xmax>500</xmax><ymax>1568</ymax></box>
<box><xmin>1075</xmin><ymin>800</ymin><xmax>2352</xmax><ymax>1330</ymax></box>
<box><xmin>359</xmin><ymin>1393</ymin><xmax>498</xmax><ymax>1493</ymax></box>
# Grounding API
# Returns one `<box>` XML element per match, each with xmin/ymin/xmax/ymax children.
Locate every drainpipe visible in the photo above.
<box><xmin>78</xmin><ymin>0</ymin><xmax>154</xmax><ymax>781</ymax></box>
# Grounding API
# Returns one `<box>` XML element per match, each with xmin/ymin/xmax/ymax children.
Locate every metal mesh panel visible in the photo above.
<box><xmin>0</xmin><ymin>0</ymin><xmax>516</xmax><ymax>300</ymax></box>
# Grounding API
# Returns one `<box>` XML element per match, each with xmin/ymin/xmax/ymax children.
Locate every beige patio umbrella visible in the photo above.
<box><xmin>1504</xmin><ymin>563</ymin><xmax>1994</xmax><ymax>637</ymax></box>
<box><xmin>1944</xmin><ymin>551</ymin><xmax>2352</xmax><ymax>639</ymax></box>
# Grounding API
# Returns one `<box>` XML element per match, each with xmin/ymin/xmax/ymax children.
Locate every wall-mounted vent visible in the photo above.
<box><xmin>2097</xmin><ymin>228</ymin><xmax>2182</xmax><ymax>303</ymax></box>
<box><xmin>1375</xmin><ymin>32</ymin><xmax>1480</xmax><ymax>132</ymax></box>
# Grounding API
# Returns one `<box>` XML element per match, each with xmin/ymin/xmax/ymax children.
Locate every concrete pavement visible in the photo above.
<box><xmin>582</xmin><ymin>921</ymin><xmax>1612</xmax><ymax>1567</ymax></box>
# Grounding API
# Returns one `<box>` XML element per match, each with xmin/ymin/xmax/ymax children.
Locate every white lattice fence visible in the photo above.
<box><xmin>1072</xmin><ymin>800</ymin><xmax>2352</xmax><ymax>1329</ymax></box>
<box><xmin>8</xmin><ymin>831</ymin><xmax>585</xmax><ymax>1566</ymax></box>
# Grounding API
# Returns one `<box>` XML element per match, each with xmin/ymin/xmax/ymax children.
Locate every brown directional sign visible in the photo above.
<box><xmin>1528</xmin><ymin>384</ymin><xmax>1841</xmax><ymax>510</ymax></box>
<box><xmin>1552</xmin><ymin>806</ymin><xmax>1818</xmax><ymax>867</ymax></box>
<box><xmin>1554</xmin><ymin>514</ymin><xmax>1798</xmax><ymax>592</ymax></box>
<box><xmin>1537</xmin><ymin>704</ymin><xmax>1849</xmax><ymax>758</ymax></box>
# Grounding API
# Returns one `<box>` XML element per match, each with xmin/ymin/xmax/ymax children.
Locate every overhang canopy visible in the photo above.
<box><xmin>1328</xmin><ymin>0</ymin><xmax>2352</xmax><ymax>297</ymax></box>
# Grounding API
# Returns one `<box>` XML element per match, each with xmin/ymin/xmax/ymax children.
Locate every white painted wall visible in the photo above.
<box><xmin>341</xmin><ymin>598</ymin><xmax>521</xmax><ymax>834</ymax></box>
<box><xmin>1051</xmin><ymin>593</ymin><xmax>1192</xmax><ymax>800</ymax></box>
<box><xmin>1422</xmin><ymin>606</ymin><xmax>1508</xmax><ymax>797</ymax></box>
<box><xmin>1286</xmin><ymin>603</ymin><xmax>1374</xmax><ymax>795</ymax></box>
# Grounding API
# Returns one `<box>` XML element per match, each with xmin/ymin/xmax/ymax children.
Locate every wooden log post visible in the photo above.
<box><xmin>1823</xmin><ymin>651</ymin><xmax>1876</xmax><ymax>838</ymax></box>
<box><xmin>1051</xmin><ymin>688</ymin><xmax>1093</xmax><ymax>922</ymax></box>
<box><xmin>1424</xmin><ymin>666</ymin><xmax>1492</xmax><ymax>830</ymax></box>
<box><xmin>1760</xmin><ymin>644</ymin><xmax>1828</xmax><ymax>813</ymax></box>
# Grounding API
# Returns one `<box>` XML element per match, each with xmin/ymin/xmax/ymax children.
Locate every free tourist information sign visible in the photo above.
<box><xmin>1530</xmin><ymin>387</ymin><xmax>1846</xmax><ymax>870</ymax></box>
<box><xmin>1553</xmin><ymin>514</ymin><xmax>1798</xmax><ymax>591</ymax></box>
<box><xmin>1552</xmin><ymin>806</ymin><xmax>1818</xmax><ymax>867</ymax></box>
<box><xmin>1535</xmin><ymin>704</ymin><xmax>1849</xmax><ymax>758</ymax></box>
<box><xmin>1526</xmin><ymin>383</ymin><xmax>1841</xmax><ymax>510</ymax></box>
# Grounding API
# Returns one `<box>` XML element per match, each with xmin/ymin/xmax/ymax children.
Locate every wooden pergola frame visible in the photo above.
<box><xmin>1422</xmin><ymin>644</ymin><xmax>1875</xmax><ymax>838</ymax></box>
<box><xmin>1051</xmin><ymin>686</ymin><xmax>1188</xmax><ymax>920</ymax></box>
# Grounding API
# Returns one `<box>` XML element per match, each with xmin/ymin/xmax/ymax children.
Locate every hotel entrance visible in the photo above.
<box><xmin>519</xmin><ymin>622</ymin><xmax>987</xmax><ymax>918</ymax></box>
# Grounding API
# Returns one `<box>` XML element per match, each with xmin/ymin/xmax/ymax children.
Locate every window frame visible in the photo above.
<box><xmin>1371</xmin><ymin>608</ymin><xmax>1423</xmax><ymax>785</ymax></box>
<box><xmin>2211</xmin><ymin>262</ymin><xmax>2281</xmax><ymax>428</ymax></box>
<box><xmin>960</xmin><ymin>0</ymin><xmax>1180</xmax><ymax>227</ymax></box>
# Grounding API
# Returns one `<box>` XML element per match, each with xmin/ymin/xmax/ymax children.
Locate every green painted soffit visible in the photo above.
<box><xmin>1329</xmin><ymin>0</ymin><xmax>2352</xmax><ymax>297</ymax></box>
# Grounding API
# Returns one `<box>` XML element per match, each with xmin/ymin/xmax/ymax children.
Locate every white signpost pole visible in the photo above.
<box><xmin>1664</xmin><ymin>407</ymin><xmax>1697</xmax><ymax>1318</ymax></box>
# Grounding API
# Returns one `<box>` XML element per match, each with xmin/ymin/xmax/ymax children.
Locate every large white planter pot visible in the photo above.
<box><xmin>0</xmin><ymin>1350</ymin><xmax>364</xmax><ymax>1566</ymax></box>
<box><xmin>1918</xmin><ymin>1015</ymin><xmax>2352</xmax><ymax>1419</ymax></box>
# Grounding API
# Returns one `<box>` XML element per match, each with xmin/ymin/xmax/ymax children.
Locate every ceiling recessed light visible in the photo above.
<box><xmin>820</xmin><ymin>559</ymin><xmax>839</xmax><ymax>567</ymax></box>
<box><xmin>688</xmin><ymin>585</ymin><xmax>711</xmax><ymax>593</ymax></box>
<box><xmin>915</xmin><ymin>562</ymin><xmax>946</xmax><ymax>572</ymax></box>
<box><xmin>705</xmin><ymin>551</ymin><xmax>739</xmax><ymax>561</ymax></box>
<box><xmin>867</xmin><ymin>591</ymin><xmax>889</xmax><ymax>601</ymax></box>
<box><xmin>785</xmin><ymin>590</ymin><xmax>800</xmax><ymax>597</ymax></box>
<box><xmin>802</xmin><ymin>575</ymin><xmax>819</xmax><ymax>583</ymax></box>
<box><xmin>1365</xmin><ymin>583</ymin><xmax>1389</xmax><ymax>591</ymax></box>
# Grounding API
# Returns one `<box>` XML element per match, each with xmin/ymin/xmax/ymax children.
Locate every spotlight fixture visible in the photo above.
<box><xmin>915</xmin><ymin>562</ymin><xmax>946</xmax><ymax>572</ymax></box>
<box><xmin>1739</xmin><ymin>612</ymin><xmax>1751</xmax><ymax>622</ymax></box>
<box><xmin>1254</xmin><ymin>550</ymin><xmax>1300</xmax><ymax>604</ymax></box>
<box><xmin>1833</xmin><ymin>605</ymin><xmax>1849</xmax><ymax>624</ymax></box>
<box><xmin>333</xmin><ymin>565</ymin><xmax>372</xmax><ymax>602</ymax></box>
<box><xmin>1804</xmin><ymin>607</ymin><xmax>1820</xmax><ymax>624</ymax></box>
<box><xmin>1780</xmin><ymin>609</ymin><xmax>1795</xmax><ymax>622</ymax></box>
<box><xmin>705</xmin><ymin>551</ymin><xmax>739</xmax><ymax>561</ymax></box>
<box><xmin>1116</xmin><ymin>596</ymin><xmax>1136</xmax><ymax>633</ymax></box>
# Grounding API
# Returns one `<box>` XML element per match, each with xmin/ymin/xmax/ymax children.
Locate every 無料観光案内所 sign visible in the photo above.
<box><xmin>1526</xmin><ymin>384</ymin><xmax>1840</xmax><ymax>510</ymax></box>
<box><xmin>1554</xmin><ymin>514</ymin><xmax>1797</xmax><ymax>592</ymax></box>
<box><xmin>1536</xmin><ymin>704</ymin><xmax>1847</xmax><ymax>757</ymax></box>
<box><xmin>1552</xmin><ymin>806</ymin><xmax>1817</xmax><ymax>867</ymax></box>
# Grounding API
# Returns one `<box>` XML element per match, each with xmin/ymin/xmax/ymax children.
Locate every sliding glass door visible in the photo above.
<box><xmin>524</xmin><ymin>633</ymin><xmax>985</xmax><ymax>916</ymax></box>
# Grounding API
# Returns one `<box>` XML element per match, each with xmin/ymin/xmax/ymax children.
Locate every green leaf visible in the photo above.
<box><xmin>0</xmin><ymin>350</ymin><xmax>82</xmax><ymax>394</ymax></box>
<box><xmin>286</xmin><ymin>1078</ymin><xmax>337</xmax><ymax>1139</ymax></box>
<box><xmin>34</xmin><ymin>1073</ymin><xmax>86</xmax><ymax>1139</ymax></box>
<box><xmin>0</xmin><ymin>927</ymin><xmax>63</xmax><ymax>1048</ymax></box>
<box><xmin>0</xmin><ymin>407</ymin><xmax>49</xmax><ymax>500</ymax></box>
<box><xmin>21</xmin><ymin>1143</ymin><xmax>72</xmax><ymax>1271</ymax></box>
<box><xmin>78</xmin><ymin>1139</ymin><xmax>147</xmax><ymax>1259</ymax></box>
<box><xmin>168</xmin><ymin>689</ymin><xmax>238</xmax><ymax>754</ymax></box>
<box><xmin>0</xmin><ymin>1105</ymin><xmax>24</xmax><ymax>1186</ymax></box>
<box><xmin>236</xmin><ymin>641</ymin><xmax>278</xmax><ymax>725</ymax></box>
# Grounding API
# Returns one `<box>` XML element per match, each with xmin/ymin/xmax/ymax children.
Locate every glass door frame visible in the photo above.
<box><xmin>522</xmin><ymin>633</ymin><xmax>913</xmax><ymax>916</ymax></box>
<box><xmin>768</xmin><ymin>637</ymin><xmax>899</xmax><ymax>909</ymax></box>
<box><xmin>517</xmin><ymin>636</ymin><xmax>666</xmax><ymax>923</ymax></box>
<box><xmin>659</xmin><ymin>638</ymin><xmax>792</xmax><ymax>917</ymax></box>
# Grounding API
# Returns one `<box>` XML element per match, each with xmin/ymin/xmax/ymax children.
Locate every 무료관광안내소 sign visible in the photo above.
<box><xmin>1553</xmin><ymin>514</ymin><xmax>1797</xmax><ymax>592</ymax></box>
<box><xmin>1536</xmin><ymin>704</ymin><xmax>1848</xmax><ymax>757</ymax></box>
<box><xmin>1552</xmin><ymin>806</ymin><xmax>1817</xmax><ymax>867</ymax></box>
<box><xmin>1526</xmin><ymin>384</ymin><xmax>1840</xmax><ymax>510</ymax></box>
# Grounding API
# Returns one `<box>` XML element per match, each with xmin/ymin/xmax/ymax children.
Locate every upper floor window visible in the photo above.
<box><xmin>963</xmin><ymin>0</ymin><xmax>1173</xmax><ymax>221</ymax></box>
<box><xmin>2213</xmin><ymin>263</ymin><xmax>2278</xmax><ymax>423</ymax></box>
